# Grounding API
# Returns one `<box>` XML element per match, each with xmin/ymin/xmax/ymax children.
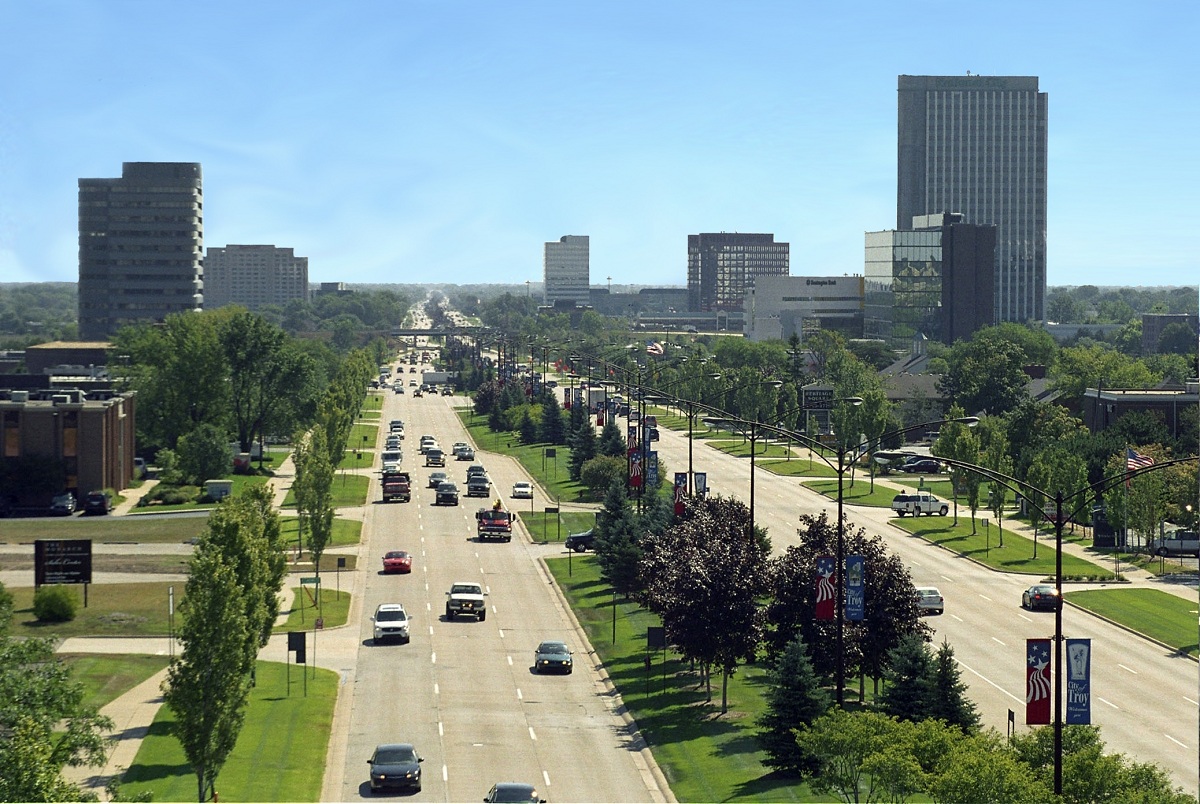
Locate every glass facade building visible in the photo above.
<box><xmin>897</xmin><ymin>75</ymin><xmax>1047</xmax><ymax>324</ymax></box>
<box><xmin>687</xmin><ymin>233</ymin><xmax>789</xmax><ymax>312</ymax></box>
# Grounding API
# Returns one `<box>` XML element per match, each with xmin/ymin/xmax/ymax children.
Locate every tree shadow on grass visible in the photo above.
<box><xmin>121</xmin><ymin>721</ymin><xmax>190</xmax><ymax>784</ymax></box>
<box><xmin>729</xmin><ymin>768</ymin><xmax>812</xmax><ymax>801</ymax></box>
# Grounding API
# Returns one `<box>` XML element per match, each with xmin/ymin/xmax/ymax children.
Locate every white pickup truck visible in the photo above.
<box><xmin>891</xmin><ymin>492</ymin><xmax>949</xmax><ymax>517</ymax></box>
<box><xmin>445</xmin><ymin>581</ymin><xmax>487</xmax><ymax>621</ymax></box>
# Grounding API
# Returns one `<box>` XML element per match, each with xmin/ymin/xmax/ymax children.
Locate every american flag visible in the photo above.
<box><xmin>645</xmin><ymin>341</ymin><xmax>664</xmax><ymax>356</ymax></box>
<box><xmin>1126</xmin><ymin>447</ymin><xmax>1154</xmax><ymax>488</ymax></box>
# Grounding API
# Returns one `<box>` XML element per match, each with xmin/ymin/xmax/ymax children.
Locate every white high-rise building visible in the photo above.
<box><xmin>543</xmin><ymin>235</ymin><xmax>590</xmax><ymax>306</ymax></box>
<box><xmin>204</xmin><ymin>245</ymin><xmax>309</xmax><ymax>310</ymax></box>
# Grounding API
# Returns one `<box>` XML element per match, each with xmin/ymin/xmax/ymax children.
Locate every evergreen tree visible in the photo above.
<box><xmin>519</xmin><ymin>408</ymin><xmax>539</xmax><ymax>444</ymax></box>
<box><xmin>598</xmin><ymin>418</ymin><xmax>626</xmax><ymax>457</ymax></box>
<box><xmin>593</xmin><ymin>481</ymin><xmax>643</xmax><ymax>596</ymax></box>
<box><xmin>567</xmin><ymin>412</ymin><xmax>598</xmax><ymax>482</ymax></box>
<box><xmin>757</xmin><ymin>635</ymin><xmax>831</xmax><ymax>777</ymax></box>
<box><xmin>879</xmin><ymin>635</ymin><xmax>935</xmax><ymax>723</ymax></box>
<box><xmin>927</xmin><ymin>641</ymin><xmax>980</xmax><ymax>732</ymax></box>
<box><xmin>539</xmin><ymin>394</ymin><xmax>567</xmax><ymax>444</ymax></box>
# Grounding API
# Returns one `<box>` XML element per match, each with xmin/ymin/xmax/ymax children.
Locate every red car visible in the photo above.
<box><xmin>382</xmin><ymin>550</ymin><xmax>413</xmax><ymax>574</ymax></box>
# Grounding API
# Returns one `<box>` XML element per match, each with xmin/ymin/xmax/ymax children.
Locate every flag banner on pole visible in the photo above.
<box><xmin>645</xmin><ymin>341</ymin><xmax>664</xmax><ymax>356</ymax></box>
<box><xmin>673</xmin><ymin>473</ymin><xmax>687</xmax><ymax>516</ymax></box>
<box><xmin>628</xmin><ymin>452</ymin><xmax>643</xmax><ymax>489</ymax></box>
<box><xmin>845</xmin><ymin>555</ymin><xmax>865</xmax><ymax>621</ymax></box>
<box><xmin>627</xmin><ymin>428</ymin><xmax>638</xmax><ymax>453</ymax></box>
<box><xmin>693</xmin><ymin>472</ymin><xmax>707</xmax><ymax>498</ymax></box>
<box><xmin>1065</xmin><ymin>638</ymin><xmax>1092</xmax><ymax>725</ymax></box>
<box><xmin>1125</xmin><ymin>447</ymin><xmax>1154</xmax><ymax>488</ymax></box>
<box><xmin>647</xmin><ymin>451</ymin><xmax>658</xmax><ymax>488</ymax></box>
<box><xmin>814</xmin><ymin>556</ymin><xmax>835</xmax><ymax>621</ymax></box>
<box><xmin>1026</xmin><ymin>639</ymin><xmax>1052</xmax><ymax>724</ymax></box>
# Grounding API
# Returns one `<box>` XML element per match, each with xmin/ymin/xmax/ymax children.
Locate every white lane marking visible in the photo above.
<box><xmin>499</xmin><ymin>629</ymin><xmax>505</xmax><ymax>639</ymax></box>
<box><xmin>956</xmin><ymin>659</ymin><xmax>1023</xmax><ymax>704</ymax></box>
<box><xmin>442</xmin><ymin>765</ymin><xmax>448</xmax><ymax>782</ymax></box>
<box><xmin>1017</xmin><ymin>613</ymin><xmax>1032</xmax><ymax>623</ymax></box>
<box><xmin>517</xmin><ymin>688</ymin><xmax>523</xmax><ymax>700</ymax></box>
<box><xmin>438</xmin><ymin>721</ymin><xmax>444</xmax><ymax>736</ymax></box>
<box><xmin>543</xmin><ymin>770</ymin><xmax>551</xmax><ymax>787</ymax></box>
<box><xmin>950</xmin><ymin>614</ymin><xmax>963</xmax><ymax>622</ymax></box>
<box><xmin>978</xmin><ymin>594</ymin><xmax>993</xmax><ymax>602</ymax></box>
<box><xmin>529</xmin><ymin>726</ymin><xmax>537</xmax><ymax>741</ymax></box>
<box><xmin>428</xmin><ymin>626</ymin><xmax>433</xmax><ymax>635</ymax></box>
<box><xmin>507</xmin><ymin>655</ymin><xmax>513</xmax><ymax>666</ymax></box>
<box><xmin>1166</xmin><ymin>734</ymin><xmax>1187</xmax><ymax>748</ymax></box>
<box><xmin>1118</xmin><ymin>664</ymin><xmax>1139</xmax><ymax>675</ymax></box>
<box><xmin>485</xmin><ymin>584</ymin><xmax>491</xmax><ymax>594</ymax></box>
<box><xmin>431</xmin><ymin>652</ymin><xmax>436</xmax><ymax>664</ymax></box>
<box><xmin>426</xmin><ymin>602</ymin><xmax>431</xmax><ymax>611</ymax></box>
<box><xmin>1097</xmin><ymin>696</ymin><xmax>1118</xmax><ymax>710</ymax></box>
<box><xmin>434</xmin><ymin>682</ymin><xmax>439</xmax><ymax>695</ymax></box>
<box><xmin>1185</xmin><ymin>696</ymin><xmax>1199</xmax><ymax>706</ymax></box>
<box><xmin>991</xmin><ymin>637</ymin><xmax>1006</xmax><ymax>647</ymax></box>
<box><xmin>940</xmin><ymin>575</ymin><xmax>953</xmax><ymax>582</ymax></box>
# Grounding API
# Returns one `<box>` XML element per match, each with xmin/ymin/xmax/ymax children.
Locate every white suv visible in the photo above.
<box><xmin>372</xmin><ymin>603</ymin><xmax>411</xmax><ymax>644</ymax></box>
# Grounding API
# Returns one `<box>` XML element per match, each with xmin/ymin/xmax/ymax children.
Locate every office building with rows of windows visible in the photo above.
<box><xmin>77</xmin><ymin>162</ymin><xmax>204</xmax><ymax>339</ymax></box>
<box><xmin>687</xmin><ymin>232</ymin><xmax>789</xmax><ymax>312</ymax></box>
<box><xmin>204</xmin><ymin>245</ymin><xmax>309</xmax><ymax>311</ymax></box>
<box><xmin>543</xmin><ymin>235</ymin><xmax>590</xmax><ymax>306</ymax></box>
<box><xmin>897</xmin><ymin>75</ymin><xmax>1047</xmax><ymax>324</ymax></box>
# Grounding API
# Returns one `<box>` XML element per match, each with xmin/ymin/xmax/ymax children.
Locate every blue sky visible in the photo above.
<box><xmin>1</xmin><ymin>0</ymin><xmax>1196</xmax><ymax>288</ymax></box>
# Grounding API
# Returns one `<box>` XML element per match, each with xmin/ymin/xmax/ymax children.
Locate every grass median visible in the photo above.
<box><xmin>61</xmin><ymin>653</ymin><xmax>171</xmax><ymax>711</ymax></box>
<box><xmin>281</xmin><ymin>473</ymin><xmax>369</xmax><ymax>509</ymax></box>
<box><xmin>275</xmin><ymin>586</ymin><xmax>351</xmax><ymax>632</ymax></box>
<box><xmin>0</xmin><ymin>515</ymin><xmax>208</xmax><ymax>544</ymax></box>
<box><xmin>1064</xmin><ymin>588</ymin><xmax>1199</xmax><ymax>657</ymax></box>
<box><xmin>8</xmin><ymin>582</ymin><xmax>178</xmax><ymax>638</ymax></box>
<box><xmin>456</xmin><ymin>410</ymin><xmax>591</xmax><ymax>503</ymax></box>
<box><xmin>120</xmin><ymin>660</ymin><xmax>337</xmax><ymax>802</ymax></box>
<box><xmin>545</xmin><ymin>554</ymin><xmax>818</xmax><ymax>802</ymax></box>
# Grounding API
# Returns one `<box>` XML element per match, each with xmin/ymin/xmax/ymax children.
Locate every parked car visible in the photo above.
<box><xmin>49</xmin><ymin>492</ymin><xmax>77</xmax><ymax>516</ymax></box>
<box><xmin>512</xmin><ymin>482</ymin><xmax>534</xmax><ymax>499</ymax></box>
<box><xmin>891</xmin><ymin>492</ymin><xmax>948</xmax><ymax>517</ymax></box>
<box><xmin>533</xmin><ymin>640</ymin><xmax>573</xmax><ymax>674</ymax></box>
<box><xmin>484</xmin><ymin>782</ymin><xmax>545</xmax><ymax>803</ymax></box>
<box><xmin>914</xmin><ymin>586</ymin><xmax>944</xmax><ymax>615</ymax></box>
<box><xmin>371</xmin><ymin>603</ymin><xmax>411</xmax><ymax>644</ymax></box>
<box><xmin>565</xmin><ymin>529</ymin><xmax>595</xmax><ymax>552</ymax></box>
<box><xmin>382</xmin><ymin>550</ymin><xmax>412</xmax><ymax>574</ymax></box>
<box><xmin>367</xmin><ymin>743</ymin><xmax>423</xmax><ymax>793</ymax></box>
<box><xmin>900</xmin><ymin>458</ymin><xmax>941</xmax><ymax>474</ymax></box>
<box><xmin>82</xmin><ymin>490</ymin><xmax>112</xmax><ymax>515</ymax></box>
<box><xmin>1022</xmin><ymin>584</ymin><xmax>1060</xmax><ymax>611</ymax></box>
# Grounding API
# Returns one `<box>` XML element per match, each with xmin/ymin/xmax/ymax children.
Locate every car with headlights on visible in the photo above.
<box><xmin>367</xmin><ymin>743</ymin><xmax>423</xmax><ymax>793</ymax></box>
<box><xmin>371</xmin><ymin>603</ymin><xmax>411</xmax><ymax>644</ymax></box>
<box><xmin>533</xmin><ymin>640</ymin><xmax>573</xmax><ymax>674</ymax></box>
<box><xmin>512</xmin><ymin>482</ymin><xmax>534</xmax><ymax>499</ymax></box>
<box><xmin>1022</xmin><ymin>584</ymin><xmax>1060</xmax><ymax>611</ymax></box>
<box><xmin>427</xmin><ymin>471</ymin><xmax>448</xmax><ymax>489</ymax></box>
<box><xmin>382</xmin><ymin>550</ymin><xmax>412</xmax><ymax>574</ymax></box>
<box><xmin>435</xmin><ymin>482</ymin><xmax>459</xmax><ymax>506</ymax></box>
<box><xmin>49</xmin><ymin>492</ymin><xmax>77</xmax><ymax>516</ymax></box>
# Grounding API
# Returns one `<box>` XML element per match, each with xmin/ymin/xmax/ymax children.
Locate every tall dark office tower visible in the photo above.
<box><xmin>78</xmin><ymin>162</ymin><xmax>204</xmax><ymax>339</ymax></box>
<box><xmin>897</xmin><ymin>75</ymin><xmax>1047</xmax><ymax>324</ymax></box>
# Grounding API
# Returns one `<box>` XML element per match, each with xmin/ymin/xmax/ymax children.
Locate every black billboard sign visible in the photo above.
<box><xmin>34</xmin><ymin>539</ymin><xmax>93</xmax><ymax>586</ymax></box>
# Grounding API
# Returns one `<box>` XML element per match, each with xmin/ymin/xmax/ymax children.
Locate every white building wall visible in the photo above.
<box><xmin>746</xmin><ymin>275</ymin><xmax>864</xmax><ymax>342</ymax></box>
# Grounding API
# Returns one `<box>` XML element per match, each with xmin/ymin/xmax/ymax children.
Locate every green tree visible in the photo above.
<box><xmin>879</xmin><ymin>635</ymin><xmax>934</xmax><ymax>724</ymax></box>
<box><xmin>929</xmin><ymin>731</ymin><xmax>1052</xmax><ymax>804</ymax></box>
<box><xmin>598</xmin><ymin>418</ymin><xmax>626</xmax><ymax>457</ymax></box>
<box><xmin>0</xmin><ymin>583</ymin><xmax>112</xmax><ymax>802</ymax></box>
<box><xmin>163</xmin><ymin>550</ymin><xmax>253</xmax><ymax>803</ymax></box>
<box><xmin>177</xmin><ymin>422</ymin><xmax>232</xmax><ymax>485</ymax></box>
<box><xmin>756</xmin><ymin>634</ymin><xmax>831</xmax><ymax>777</ymax></box>
<box><xmin>539</xmin><ymin>394</ymin><xmax>566</xmax><ymax>445</ymax></box>
<box><xmin>1156</xmin><ymin>321</ymin><xmax>1199</xmax><ymax>356</ymax></box>
<box><xmin>932</xmin><ymin>405</ymin><xmax>982</xmax><ymax>528</ymax></box>
<box><xmin>592</xmin><ymin>481</ymin><xmax>642</xmax><ymax>596</ymax></box>
<box><xmin>926</xmin><ymin>641</ymin><xmax>979</xmax><ymax>732</ymax></box>
<box><xmin>293</xmin><ymin>428</ymin><xmax>335</xmax><ymax>576</ymax></box>
<box><xmin>938</xmin><ymin>337</ymin><xmax>1029</xmax><ymax>416</ymax></box>
<box><xmin>795</xmin><ymin>708</ymin><xmax>899</xmax><ymax>803</ymax></box>
<box><xmin>518</xmin><ymin>408</ymin><xmax>539</xmax><ymax>445</ymax></box>
<box><xmin>566</xmin><ymin>405</ymin><xmax>597</xmax><ymax>482</ymax></box>
<box><xmin>580</xmin><ymin>455</ymin><xmax>626</xmax><ymax>498</ymax></box>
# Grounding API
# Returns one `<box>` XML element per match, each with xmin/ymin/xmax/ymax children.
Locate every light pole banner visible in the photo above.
<box><xmin>627</xmin><ymin>427</ymin><xmax>638</xmax><ymax>453</ymax></box>
<box><xmin>693</xmin><ymin>472</ymin><xmax>707</xmax><ymax>498</ymax></box>
<box><xmin>1065</xmin><ymin>638</ymin><xmax>1092</xmax><ymax>725</ymax></box>
<box><xmin>673</xmin><ymin>473</ymin><xmax>687</xmax><ymax>516</ymax></box>
<box><xmin>814</xmin><ymin>555</ymin><xmax>835</xmax><ymax>621</ymax></box>
<box><xmin>1026</xmin><ymin>638</ymin><xmax>1052</xmax><ymax>725</ymax></box>
<box><xmin>629</xmin><ymin>451</ymin><xmax>643</xmax><ymax>489</ymax></box>
<box><xmin>647</xmin><ymin>451</ymin><xmax>658</xmax><ymax>487</ymax></box>
<box><xmin>844</xmin><ymin>555</ymin><xmax>865</xmax><ymax>621</ymax></box>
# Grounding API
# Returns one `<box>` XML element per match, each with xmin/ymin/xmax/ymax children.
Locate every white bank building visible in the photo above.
<box><xmin>745</xmin><ymin>275</ymin><xmax>864</xmax><ymax>342</ymax></box>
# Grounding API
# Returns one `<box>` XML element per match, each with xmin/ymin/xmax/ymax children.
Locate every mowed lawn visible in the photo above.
<box><xmin>61</xmin><ymin>653</ymin><xmax>170</xmax><ymax>711</ymax></box>
<box><xmin>1064</xmin><ymin>588</ymin><xmax>1199</xmax><ymax>657</ymax></box>
<box><xmin>120</xmin><ymin>661</ymin><xmax>337</xmax><ymax>802</ymax></box>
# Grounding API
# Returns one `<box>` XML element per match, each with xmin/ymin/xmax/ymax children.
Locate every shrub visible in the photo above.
<box><xmin>33</xmin><ymin>585</ymin><xmax>79</xmax><ymax>622</ymax></box>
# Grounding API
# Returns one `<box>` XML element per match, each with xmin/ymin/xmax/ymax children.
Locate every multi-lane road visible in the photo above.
<box><xmin>648</xmin><ymin>417</ymin><xmax>1200</xmax><ymax>793</ymax></box>
<box><xmin>334</xmin><ymin>378</ymin><xmax>670</xmax><ymax>801</ymax></box>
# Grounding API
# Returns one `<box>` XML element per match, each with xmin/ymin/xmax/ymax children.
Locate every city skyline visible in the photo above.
<box><xmin>1</xmin><ymin>1</ymin><xmax>1196</xmax><ymax>290</ymax></box>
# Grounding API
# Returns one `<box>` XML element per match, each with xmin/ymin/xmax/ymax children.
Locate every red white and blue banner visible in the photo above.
<box><xmin>628</xmin><ymin>452</ymin><xmax>643</xmax><ymax>489</ymax></box>
<box><xmin>814</xmin><ymin>555</ymin><xmax>835</xmax><ymax>621</ymax></box>
<box><xmin>845</xmin><ymin>555</ymin><xmax>865</xmax><ymax>621</ymax></box>
<box><xmin>673</xmin><ymin>473</ymin><xmax>687</xmax><ymax>516</ymax></box>
<box><xmin>1026</xmin><ymin>639</ymin><xmax>1052</xmax><ymax>725</ymax></box>
<box><xmin>1065</xmin><ymin>638</ymin><xmax>1092</xmax><ymax>725</ymax></box>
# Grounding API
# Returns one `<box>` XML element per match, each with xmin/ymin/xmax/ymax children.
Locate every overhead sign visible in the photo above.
<box><xmin>34</xmin><ymin>539</ymin><xmax>92</xmax><ymax>586</ymax></box>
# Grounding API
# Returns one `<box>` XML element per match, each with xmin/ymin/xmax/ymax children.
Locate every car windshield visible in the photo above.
<box><xmin>538</xmin><ymin>642</ymin><xmax>568</xmax><ymax>655</ymax></box>
<box><xmin>491</xmin><ymin>785</ymin><xmax>539</xmax><ymax>802</ymax></box>
<box><xmin>376</xmin><ymin>609</ymin><xmax>407</xmax><ymax>622</ymax></box>
<box><xmin>374</xmin><ymin>746</ymin><xmax>416</xmax><ymax>764</ymax></box>
<box><xmin>451</xmin><ymin>585</ymin><xmax>480</xmax><ymax>595</ymax></box>
<box><xmin>385</xmin><ymin>551</ymin><xmax>408</xmax><ymax>559</ymax></box>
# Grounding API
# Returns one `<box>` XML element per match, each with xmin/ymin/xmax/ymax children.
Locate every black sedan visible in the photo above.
<box><xmin>533</xmin><ymin>640</ymin><xmax>573</xmax><ymax>674</ymax></box>
<box><xmin>900</xmin><ymin>459</ymin><xmax>940</xmax><ymax>474</ymax></box>
<box><xmin>564</xmin><ymin>529</ymin><xmax>595</xmax><ymax>552</ymax></box>
<box><xmin>485</xmin><ymin>782</ymin><xmax>546</xmax><ymax>802</ymax></box>
<box><xmin>367</xmin><ymin>743</ymin><xmax>423</xmax><ymax>793</ymax></box>
<box><xmin>1022</xmin><ymin>584</ymin><xmax>1060</xmax><ymax>611</ymax></box>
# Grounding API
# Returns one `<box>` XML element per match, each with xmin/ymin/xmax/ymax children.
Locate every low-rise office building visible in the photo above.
<box><xmin>745</xmin><ymin>275</ymin><xmax>864</xmax><ymax>342</ymax></box>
